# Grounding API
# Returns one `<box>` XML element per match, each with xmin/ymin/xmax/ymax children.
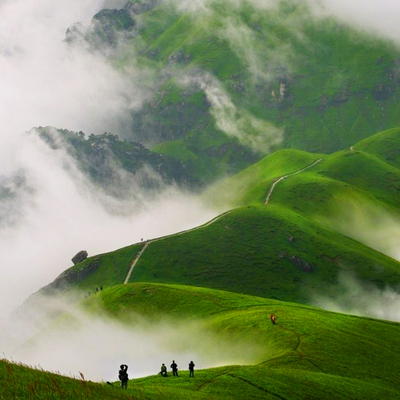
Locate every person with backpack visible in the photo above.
<box><xmin>170</xmin><ymin>360</ymin><xmax>178</xmax><ymax>376</ymax></box>
<box><xmin>118</xmin><ymin>364</ymin><xmax>129</xmax><ymax>389</ymax></box>
<box><xmin>189</xmin><ymin>361</ymin><xmax>195</xmax><ymax>377</ymax></box>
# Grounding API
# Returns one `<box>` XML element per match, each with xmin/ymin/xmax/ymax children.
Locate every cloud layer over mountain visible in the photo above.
<box><xmin>0</xmin><ymin>0</ymin><xmax>218</xmax><ymax>318</ymax></box>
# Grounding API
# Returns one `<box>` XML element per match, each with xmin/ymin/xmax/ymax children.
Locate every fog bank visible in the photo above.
<box><xmin>313</xmin><ymin>273</ymin><xmax>400</xmax><ymax>323</ymax></box>
<box><xmin>2</xmin><ymin>294</ymin><xmax>262</xmax><ymax>381</ymax></box>
<box><xmin>0</xmin><ymin>0</ymin><xmax>218</xmax><ymax>319</ymax></box>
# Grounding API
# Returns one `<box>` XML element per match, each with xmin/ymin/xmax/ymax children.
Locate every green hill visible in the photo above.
<box><xmin>355</xmin><ymin>127</ymin><xmax>400</xmax><ymax>170</ymax></box>
<box><xmin>118</xmin><ymin>283</ymin><xmax>400</xmax><ymax>399</ymax></box>
<box><xmin>36</xmin><ymin>129</ymin><xmax>400</xmax><ymax>306</ymax></box>
<box><xmin>212</xmin><ymin>127</ymin><xmax>400</xmax><ymax>212</ymax></box>
<box><xmin>40</xmin><ymin>205</ymin><xmax>400</xmax><ymax>306</ymax></box>
<box><xmin>211</xmin><ymin>127</ymin><xmax>400</xmax><ymax>259</ymax></box>
<box><xmin>13</xmin><ymin>283</ymin><xmax>400</xmax><ymax>399</ymax></box>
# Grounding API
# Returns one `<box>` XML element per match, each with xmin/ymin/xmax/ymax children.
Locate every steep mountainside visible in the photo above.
<box><xmin>36</xmin><ymin>127</ymin><xmax>195</xmax><ymax>190</ymax></box>
<box><xmin>62</xmin><ymin>0</ymin><xmax>400</xmax><ymax>185</ymax></box>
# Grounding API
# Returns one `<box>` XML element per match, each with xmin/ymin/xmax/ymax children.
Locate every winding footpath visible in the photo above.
<box><xmin>123</xmin><ymin>210</ymin><xmax>233</xmax><ymax>284</ymax></box>
<box><xmin>124</xmin><ymin>158</ymin><xmax>323</xmax><ymax>284</ymax></box>
<box><xmin>265</xmin><ymin>158</ymin><xmax>323</xmax><ymax>204</ymax></box>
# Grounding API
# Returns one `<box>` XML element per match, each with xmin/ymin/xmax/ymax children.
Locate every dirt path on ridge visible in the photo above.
<box><xmin>265</xmin><ymin>158</ymin><xmax>322</xmax><ymax>204</ymax></box>
<box><xmin>123</xmin><ymin>210</ymin><xmax>233</xmax><ymax>284</ymax></box>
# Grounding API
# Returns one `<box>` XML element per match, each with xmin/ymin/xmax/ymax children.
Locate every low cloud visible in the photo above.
<box><xmin>179</xmin><ymin>72</ymin><xmax>283</xmax><ymax>153</ymax></box>
<box><xmin>219</xmin><ymin>18</ymin><xmax>295</xmax><ymax>85</ymax></box>
<box><xmin>313</xmin><ymin>273</ymin><xmax>400</xmax><ymax>323</ymax></box>
<box><xmin>318</xmin><ymin>200</ymin><xmax>400</xmax><ymax>262</ymax></box>
<box><xmin>306</xmin><ymin>0</ymin><xmax>400</xmax><ymax>45</ymax></box>
<box><xmin>2</xmin><ymin>293</ymin><xmax>263</xmax><ymax>381</ymax></box>
<box><xmin>0</xmin><ymin>133</ymin><xmax>217</xmax><ymax>318</ymax></box>
<box><xmin>0</xmin><ymin>0</ymin><xmax>219</xmax><ymax>319</ymax></box>
<box><xmin>170</xmin><ymin>0</ymin><xmax>400</xmax><ymax>47</ymax></box>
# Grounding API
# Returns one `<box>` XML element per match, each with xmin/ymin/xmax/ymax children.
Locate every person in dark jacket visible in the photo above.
<box><xmin>170</xmin><ymin>360</ymin><xmax>178</xmax><ymax>376</ymax></box>
<box><xmin>118</xmin><ymin>364</ymin><xmax>129</xmax><ymax>389</ymax></box>
<box><xmin>189</xmin><ymin>361</ymin><xmax>195</xmax><ymax>377</ymax></box>
<box><xmin>160</xmin><ymin>363</ymin><xmax>168</xmax><ymax>377</ymax></box>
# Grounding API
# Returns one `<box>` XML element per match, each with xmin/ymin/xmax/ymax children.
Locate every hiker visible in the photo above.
<box><xmin>270</xmin><ymin>313</ymin><xmax>276</xmax><ymax>325</ymax></box>
<box><xmin>189</xmin><ymin>361</ymin><xmax>195</xmax><ymax>377</ymax></box>
<box><xmin>170</xmin><ymin>360</ymin><xmax>178</xmax><ymax>376</ymax></box>
<box><xmin>118</xmin><ymin>364</ymin><xmax>129</xmax><ymax>389</ymax></box>
<box><xmin>160</xmin><ymin>363</ymin><xmax>167</xmax><ymax>377</ymax></box>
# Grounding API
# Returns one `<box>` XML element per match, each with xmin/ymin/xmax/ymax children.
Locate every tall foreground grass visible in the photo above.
<box><xmin>0</xmin><ymin>359</ymin><xmax>216</xmax><ymax>400</ymax></box>
<box><xmin>0</xmin><ymin>359</ymin><xmax>138</xmax><ymax>400</ymax></box>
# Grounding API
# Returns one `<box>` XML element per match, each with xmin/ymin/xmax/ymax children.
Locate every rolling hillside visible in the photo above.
<box><xmin>38</xmin><ymin>128</ymin><xmax>400</xmax><ymax>306</ymax></box>
<box><xmin>211</xmin><ymin>127</ymin><xmax>400</xmax><ymax>258</ymax></box>
<box><xmin>210</xmin><ymin>127</ymin><xmax>400</xmax><ymax>212</ymax></box>
<box><xmin>10</xmin><ymin>283</ymin><xmax>400</xmax><ymax>399</ymax></box>
<box><xmin>6</xmin><ymin>1</ymin><xmax>400</xmax><ymax>399</ymax></box>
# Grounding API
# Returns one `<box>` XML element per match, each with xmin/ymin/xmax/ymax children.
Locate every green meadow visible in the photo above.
<box><xmin>4</xmin><ymin>284</ymin><xmax>400</xmax><ymax>399</ymax></box>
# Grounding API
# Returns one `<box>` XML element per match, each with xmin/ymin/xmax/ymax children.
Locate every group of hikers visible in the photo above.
<box><xmin>117</xmin><ymin>314</ymin><xmax>277</xmax><ymax>389</ymax></box>
<box><xmin>160</xmin><ymin>360</ymin><xmax>195</xmax><ymax>378</ymax></box>
<box><xmin>84</xmin><ymin>286</ymin><xmax>103</xmax><ymax>299</ymax></box>
<box><xmin>118</xmin><ymin>360</ymin><xmax>196</xmax><ymax>389</ymax></box>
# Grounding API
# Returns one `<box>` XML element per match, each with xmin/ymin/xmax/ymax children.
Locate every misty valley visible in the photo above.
<box><xmin>1</xmin><ymin>0</ymin><xmax>400</xmax><ymax>399</ymax></box>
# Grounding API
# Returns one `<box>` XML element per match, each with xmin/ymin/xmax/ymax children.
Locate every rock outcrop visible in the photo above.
<box><xmin>71</xmin><ymin>250</ymin><xmax>88</xmax><ymax>265</ymax></box>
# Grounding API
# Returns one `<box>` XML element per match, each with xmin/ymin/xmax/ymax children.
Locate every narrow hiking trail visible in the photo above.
<box><xmin>123</xmin><ymin>210</ymin><xmax>233</xmax><ymax>284</ymax></box>
<box><xmin>124</xmin><ymin>158</ymin><xmax>322</xmax><ymax>284</ymax></box>
<box><xmin>124</xmin><ymin>241</ymin><xmax>150</xmax><ymax>284</ymax></box>
<box><xmin>124</xmin><ymin>158</ymin><xmax>323</xmax><ymax>284</ymax></box>
<box><xmin>265</xmin><ymin>158</ymin><xmax>323</xmax><ymax>204</ymax></box>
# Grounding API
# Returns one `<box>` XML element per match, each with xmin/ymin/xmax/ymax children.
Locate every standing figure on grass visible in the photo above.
<box><xmin>170</xmin><ymin>360</ymin><xmax>178</xmax><ymax>376</ymax></box>
<box><xmin>270</xmin><ymin>313</ymin><xmax>276</xmax><ymax>325</ymax></box>
<box><xmin>119</xmin><ymin>364</ymin><xmax>129</xmax><ymax>389</ymax></box>
<box><xmin>189</xmin><ymin>361</ymin><xmax>195</xmax><ymax>377</ymax></box>
<box><xmin>160</xmin><ymin>363</ymin><xmax>168</xmax><ymax>377</ymax></box>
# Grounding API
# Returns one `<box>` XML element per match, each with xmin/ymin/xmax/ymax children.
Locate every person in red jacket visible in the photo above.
<box><xmin>270</xmin><ymin>313</ymin><xmax>276</xmax><ymax>325</ymax></box>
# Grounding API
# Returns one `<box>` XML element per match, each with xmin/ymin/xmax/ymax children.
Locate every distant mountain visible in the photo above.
<box><xmin>35</xmin><ymin>127</ymin><xmax>195</xmax><ymax>193</ymax></box>
<box><xmin>64</xmin><ymin>0</ymin><xmax>400</xmax><ymax>185</ymax></box>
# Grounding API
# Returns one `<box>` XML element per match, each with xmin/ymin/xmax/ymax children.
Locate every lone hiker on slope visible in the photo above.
<box><xmin>171</xmin><ymin>360</ymin><xmax>178</xmax><ymax>376</ymax></box>
<box><xmin>160</xmin><ymin>363</ymin><xmax>168</xmax><ymax>377</ymax></box>
<box><xmin>270</xmin><ymin>313</ymin><xmax>276</xmax><ymax>325</ymax></box>
<box><xmin>189</xmin><ymin>361</ymin><xmax>195</xmax><ymax>377</ymax></box>
<box><xmin>118</xmin><ymin>364</ymin><xmax>129</xmax><ymax>389</ymax></box>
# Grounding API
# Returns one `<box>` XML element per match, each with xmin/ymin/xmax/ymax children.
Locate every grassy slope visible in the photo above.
<box><xmin>129</xmin><ymin>205</ymin><xmax>400</xmax><ymax>303</ymax></box>
<box><xmin>45</xmin><ymin>203</ymin><xmax>400</xmax><ymax>305</ymax></box>
<box><xmin>0</xmin><ymin>358</ymin><xmax>138</xmax><ymax>400</ymax></box>
<box><xmin>85</xmin><ymin>283</ymin><xmax>400</xmax><ymax>399</ymax></box>
<box><xmin>11</xmin><ymin>283</ymin><xmax>400</xmax><ymax>399</ymax></box>
<box><xmin>213</xmin><ymin>128</ymin><xmax>400</xmax><ymax>215</ymax></box>
<box><xmin>355</xmin><ymin>126</ymin><xmax>400</xmax><ymax>169</ymax></box>
<box><xmin>41</xmin><ymin>243</ymin><xmax>144</xmax><ymax>294</ymax></box>
<box><xmin>41</xmin><ymin>129</ymin><xmax>400</xmax><ymax>306</ymax></box>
